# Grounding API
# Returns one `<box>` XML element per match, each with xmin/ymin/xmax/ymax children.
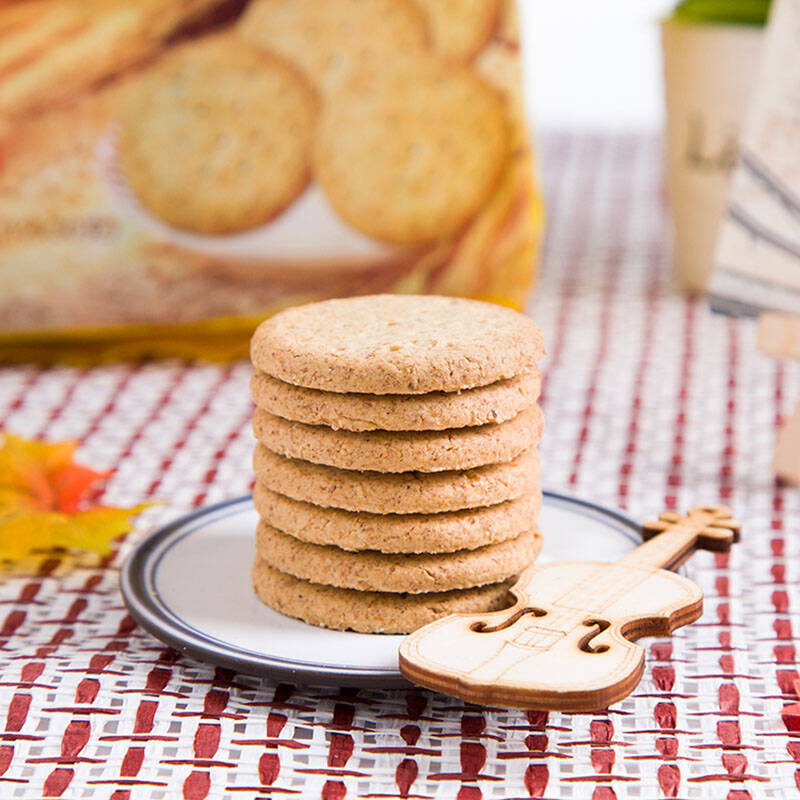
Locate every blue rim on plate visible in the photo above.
<box><xmin>120</xmin><ymin>491</ymin><xmax>643</xmax><ymax>687</ymax></box>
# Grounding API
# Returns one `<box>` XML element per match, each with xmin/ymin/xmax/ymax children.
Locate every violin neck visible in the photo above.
<box><xmin>617</xmin><ymin>525</ymin><xmax>700</xmax><ymax>572</ymax></box>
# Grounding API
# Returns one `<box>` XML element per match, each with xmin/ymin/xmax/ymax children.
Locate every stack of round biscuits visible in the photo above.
<box><xmin>250</xmin><ymin>294</ymin><xmax>545</xmax><ymax>634</ymax></box>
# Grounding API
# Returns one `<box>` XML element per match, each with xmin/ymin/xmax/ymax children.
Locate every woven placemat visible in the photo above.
<box><xmin>0</xmin><ymin>132</ymin><xmax>797</xmax><ymax>799</ymax></box>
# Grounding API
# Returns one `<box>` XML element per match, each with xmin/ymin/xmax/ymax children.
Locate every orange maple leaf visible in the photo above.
<box><xmin>0</xmin><ymin>433</ymin><xmax>150</xmax><ymax>559</ymax></box>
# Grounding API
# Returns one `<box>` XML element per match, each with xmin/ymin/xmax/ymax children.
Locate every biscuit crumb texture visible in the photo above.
<box><xmin>313</xmin><ymin>56</ymin><xmax>509</xmax><ymax>244</ymax></box>
<box><xmin>414</xmin><ymin>0</ymin><xmax>501</xmax><ymax>62</ymax></box>
<box><xmin>254</xmin><ymin>443</ymin><xmax>540</xmax><ymax>514</ymax></box>
<box><xmin>119</xmin><ymin>37</ymin><xmax>316</xmax><ymax>234</ymax></box>
<box><xmin>239</xmin><ymin>0</ymin><xmax>429</xmax><ymax>93</ymax></box>
<box><xmin>250</xmin><ymin>369</ymin><xmax>541</xmax><ymax>431</ymax></box>
<box><xmin>256</xmin><ymin>522</ymin><xmax>540</xmax><ymax>592</ymax></box>
<box><xmin>252</xmin><ymin>560</ymin><xmax>516</xmax><ymax>633</ymax></box>
<box><xmin>253</xmin><ymin>405</ymin><xmax>543</xmax><ymax>472</ymax></box>
<box><xmin>251</xmin><ymin>295</ymin><xmax>544</xmax><ymax>394</ymax></box>
<box><xmin>253</xmin><ymin>482</ymin><xmax>542</xmax><ymax>553</ymax></box>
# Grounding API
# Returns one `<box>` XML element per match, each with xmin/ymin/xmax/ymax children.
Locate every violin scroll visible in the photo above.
<box><xmin>642</xmin><ymin>505</ymin><xmax>740</xmax><ymax>552</ymax></box>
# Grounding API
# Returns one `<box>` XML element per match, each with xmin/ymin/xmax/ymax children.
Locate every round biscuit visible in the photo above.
<box><xmin>118</xmin><ymin>36</ymin><xmax>316</xmax><ymax>234</ymax></box>
<box><xmin>250</xmin><ymin>369</ymin><xmax>541</xmax><ymax>431</ymax></box>
<box><xmin>253</xmin><ymin>405</ymin><xmax>543</xmax><ymax>472</ymax></box>
<box><xmin>252</xmin><ymin>559</ymin><xmax>514</xmax><ymax>633</ymax></box>
<box><xmin>253</xmin><ymin>482</ymin><xmax>542</xmax><ymax>553</ymax></box>
<box><xmin>256</xmin><ymin>521</ymin><xmax>541</xmax><ymax>593</ymax></box>
<box><xmin>414</xmin><ymin>0</ymin><xmax>501</xmax><ymax>61</ymax></box>
<box><xmin>253</xmin><ymin>443</ymin><xmax>539</xmax><ymax>514</ymax></box>
<box><xmin>313</xmin><ymin>55</ymin><xmax>509</xmax><ymax>244</ymax></box>
<box><xmin>250</xmin><ymin>294</ymin><xmax>545</xmax><ymax>394</ymax></box>
<box><xmin>238</xmin><ymin>0</ymin><xmax>429</xmax><ymax>93</ymax></box>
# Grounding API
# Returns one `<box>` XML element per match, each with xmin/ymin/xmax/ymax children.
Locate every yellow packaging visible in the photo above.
<box><xmin>0</xmin><ymin>0</ymin><xmax>543</xmax><ymax>363</ymax></box>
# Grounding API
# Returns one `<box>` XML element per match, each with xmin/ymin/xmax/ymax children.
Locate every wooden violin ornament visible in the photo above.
<box><xmin>399</xmin><ymin>506</ymin><xmax>740</xmax><ymax>711</ymax></box>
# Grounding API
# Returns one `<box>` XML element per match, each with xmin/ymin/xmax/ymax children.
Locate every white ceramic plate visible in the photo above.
<box><xmin>120</xmin><ymin>492</ymin><xmax>643</xmax><ymax>686</ymax></box>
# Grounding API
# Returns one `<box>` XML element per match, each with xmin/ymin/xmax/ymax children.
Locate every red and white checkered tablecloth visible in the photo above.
<box><xmin>1</xmin><ymin>131</ymin><xmax>799</xmax><ymax>799</ymax></box>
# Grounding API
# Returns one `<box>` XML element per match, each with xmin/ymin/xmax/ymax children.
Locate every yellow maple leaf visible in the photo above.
<box><xmin>0</xmin><ymin>433</ymin><xmax>150</xmax><ymax>559</ymax></box>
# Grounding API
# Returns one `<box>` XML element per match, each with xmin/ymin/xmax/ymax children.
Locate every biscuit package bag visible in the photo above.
<box><xmin>0</xmin><ymin>0</ymin><xmax>543</xmax><ymax>363</ymax></box>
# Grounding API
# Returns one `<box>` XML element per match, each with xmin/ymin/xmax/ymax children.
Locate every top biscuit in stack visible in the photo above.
<box><xmin>250</xmin><ymin>294</ymin><xmax>545</xmax><ymax>633</ymax></box>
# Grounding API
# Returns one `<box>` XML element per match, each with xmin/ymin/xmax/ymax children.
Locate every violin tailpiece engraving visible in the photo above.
<box><xmin>399</xmin><ymin>505</ymin><xmax>740</xmax><ymax>711</ymax></box>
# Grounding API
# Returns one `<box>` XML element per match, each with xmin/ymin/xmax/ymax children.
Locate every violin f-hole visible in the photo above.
<box><xmin>470</xmin><ymin>606</ymin><xmax>548</xmax><ymax>633</ymax></box>
<box><xmin>579</xmin><ymin>619</ymin><xmax>611</xmax><ymax>654</ymax></box>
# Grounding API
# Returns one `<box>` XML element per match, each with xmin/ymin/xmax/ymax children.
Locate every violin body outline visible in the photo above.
<box><xmin>400</xmin><ymin>560</ymin><xmax>703</xmax><ymax>710</ymax></box>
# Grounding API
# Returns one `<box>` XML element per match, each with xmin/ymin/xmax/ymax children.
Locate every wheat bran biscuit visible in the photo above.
<box><xmin>252</xmin><ymin>482</ymin><xmax>542</xmax><ymax>553</ymax></box>
<box><xmin>253</xmin><ymin>443</ymin><xmax>539</xmax><ymax>514</ymax></box>
<box><xmin>256</xmin><ymin>521</ymin><xmax>540</xmax><ymax>593</ymax></box>
<box><xmin>252</xmin><ymin>559</ymin><xmax>514</xmax><ymax>633</ymax></box>
<box><xmin>253</xmin><ymin>404</ymin><xmax>543</xmax><ymax>472</ymax></box>
<box><xmin>414</xmin><ymin>0</ymin><xmax>501</xmax><ymax>62</ymax></box>
<box><xmin>238</xmin><ymin>0</ymin><xmax>429</xmax><ymax>94</ymax></box>
<box><xmin>313</xmin><ymin>56</ymin><xmax>509</xmax><ymax>244</ymax></box>
<box><xmin>118</xmin><ymin>36</ymin><xmax>316</xmax><ymax>234</ymax></box>
<box><xmin>250</xmin><ymin>368</ymin><xmax>541</xmax><ymax>431</ymax></box>
<box><xmin>250</xmin><ymin>295</ymin><xmax>544</xmax><ymax>395</ymax></box>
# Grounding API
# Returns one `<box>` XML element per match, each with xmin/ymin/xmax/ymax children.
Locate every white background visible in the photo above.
<box><xmin>519</xmin><ymin>0</ymin><xmax>674</xmax><ymax>130</ymax></box>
